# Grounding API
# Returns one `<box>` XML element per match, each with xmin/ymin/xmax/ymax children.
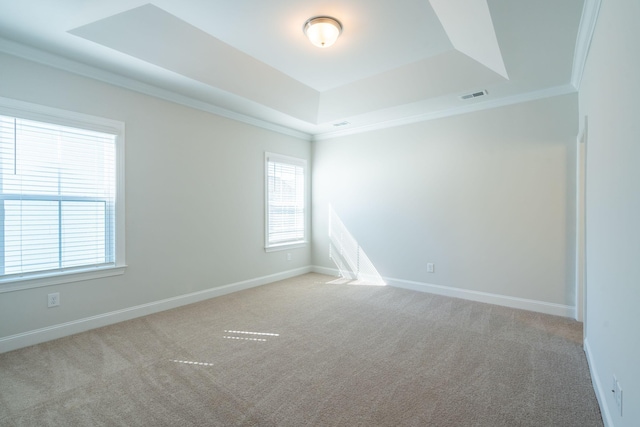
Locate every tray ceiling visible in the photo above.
<box><xmin>0</xmin><ymin>0</ymin><xmax>586</xmax><ymax>139</ymax></box>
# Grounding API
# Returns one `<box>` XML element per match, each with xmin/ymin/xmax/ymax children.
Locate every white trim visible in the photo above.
<box><xmin>584</xmin><ymin>338</ymin><xmax>614</xmax><ymax>427</ymax></box>
<box><xmin>575</xmin><ymin>118</ymin><xmax>588</xmax><ymax>323</ymax></box>
<box><xmin>264</xmin><ymin>152</ymin><xmax>308</xmax><ymax>251</ymax></box>
<box><xmin>1</xmin><ymin>37</ymin><xmax>581</xmax><ymax>144</ymax></box>
<box><xmin>0</xmin><ymin>266</ymin><xmax>126</xmax><ymax>293</ymax></box>
<box><xmin>0</xmin><ymin>37</ymin><xmax>587</xmax><ymax>143</ymax></box>
<box><xmin>571</xmin><ymin>0</ymin><xmax>603</xmax><ymax>90</ymax></box>
<box><xmin>265</xmin><ymin>152</ymin><xmax>307</xmax><ymax>168</ymax></box>
<box><xmin>387</xmin><ymin>277</ymin><xmax>575</xmax><ymax>317</ymax></box>
<box><xmin>313</xmin><ymin>84</ymin><xmax>577</xmax><ymax>141</ymax></box>
<box><xmin>311</xmin><ymin>265</ymin><xmax>342</xmax><ymax>277</ymax></box>
<box><xmin>115</xmin><ymin>122</ymin><xmax>126</xmax><ymax>272</ymax></box>
<box><xmin>311</xmin><ymin>266</ymin><xmax>575</xmax><ymax>318</ymax></box>
<box><xmin>265</xmin><ymin>242</ymin><xmax>308</xmax><ymax>252</ymax></box>
<box><xmin>0</xmin><ymin>38</ymin><xmax>312</xmax><ymax>142</ymax></box>
<box><xmin>0</xmin><ymin>266</ymin><xmax>311</xmax><ymax>354</ymax></box>
<box><xmin>0</xmin><ymin>97</ymin><xmax>126</xmax><ymax>291</ymax></box>
<box><xmin>0</xmin><ymin>96</ymin><xmax>123</xmax><ymax>135</ymax></box>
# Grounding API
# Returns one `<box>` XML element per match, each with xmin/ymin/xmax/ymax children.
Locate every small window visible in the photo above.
<box><xmin>265</xmin><ymin>153</ymin><xmax>306</xmax><ymax>251</ymax></box>
<box><xmin>0</xmin><ymin>97</ymin><xmax>125</xmax><ymax>290</ymax></box>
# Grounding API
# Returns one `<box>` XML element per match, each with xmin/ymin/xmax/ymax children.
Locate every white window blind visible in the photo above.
<box><xmin>0</xmin><ymin>115</ymin><xmax>117</xmax><ymax>279</ymax></box>
<box><xmin>265</xmin><ymin>153</ymin><xmax>306</xmax><ymax>249</ymax></box>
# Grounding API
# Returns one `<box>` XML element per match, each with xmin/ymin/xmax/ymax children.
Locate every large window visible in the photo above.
<box><xmin>265</xmin><ymin>153</ymin><xmax>306</xmax><ymax>251</ymax></box>
<box><xmin>0</xmin><ymin>98</ymin><xmax>125</xmax><ymax>290</ymax></box>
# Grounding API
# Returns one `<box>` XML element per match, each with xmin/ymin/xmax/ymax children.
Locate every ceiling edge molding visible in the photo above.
<box><xmin>571</xmin><ymin>0</ymin><xmax>602</xmax><ymax>90</ymax></box>
<box><xmin>313</xmin><ymin>84</ymin><xmax>578</xmax><ymax>141</ymax></box>
<box><xmin>0</xmin><ymin>38</ymin><xmax>312</xmax><ymax>142</ymax></box>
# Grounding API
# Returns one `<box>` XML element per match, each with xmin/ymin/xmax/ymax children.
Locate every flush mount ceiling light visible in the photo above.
<box><xmin>303</xmin><ymin>16</ymin><xmax>342</xmax><ymax>48</ymax></box>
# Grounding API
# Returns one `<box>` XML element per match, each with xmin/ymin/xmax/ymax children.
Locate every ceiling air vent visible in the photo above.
<box><xmin>333</xmin><ymin>121</ymin><xmax>350</xmax><ymax>127</ymax></box>
<box><xmin>460</xmin><ymin>90</ymin><xmax>488</xmax><ymax>100</ymax></box>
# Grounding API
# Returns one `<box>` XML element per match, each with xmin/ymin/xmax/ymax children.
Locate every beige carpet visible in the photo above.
<box><xmin>0</xmin><ymin>273</ymin><xmax>602</xmax><ymax>426</ymax></box>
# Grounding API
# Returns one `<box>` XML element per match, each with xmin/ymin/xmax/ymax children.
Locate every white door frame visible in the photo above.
<box><xmin>575</xmin><ymin>116</ymin><xmax>588</xmax><ymax>327</ymax></box>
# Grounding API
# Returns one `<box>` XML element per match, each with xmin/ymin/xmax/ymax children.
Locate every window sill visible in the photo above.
<box><xmin>265</xmin><ymin>242</ymin><xmax>308</xmax><ymax>252</ymax></box>
<box><xmin>0</xmin><ymin>265</ymin><xmax>127</xmax><ymax>293</ymax></box>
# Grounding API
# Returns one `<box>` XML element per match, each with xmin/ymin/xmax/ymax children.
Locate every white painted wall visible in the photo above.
<box><xmin>579</xmin><ymin>0</ymin><xmax>640</xmax><ymax>425</ymax></box>
<box><xmin>312</xmin><ymin>95</ymin><xmax>578</xmax><ymax>311</ymax></box>
<box><xmin>0</xmin><ymin>53</ymin><xmax>311</xmax><ymax>343</ymax></box>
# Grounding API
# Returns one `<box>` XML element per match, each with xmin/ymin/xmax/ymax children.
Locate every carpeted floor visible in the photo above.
<box><xmin>0</xmin><ymin>273</ymin><xmax>602</xmax><ymax>426</ymax></box>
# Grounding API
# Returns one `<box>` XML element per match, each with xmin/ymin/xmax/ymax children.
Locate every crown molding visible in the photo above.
<box><xmin>0</xmin><ymin>38</ymin><xmax>312</xmax><ymax>142</ymax></box>
<box><xmin>571</xmin><ymin>0</ymin><xmax>602</xmax><ymax>90</ymax></box>
<box><xmin>313</xmin><ymin>84</ymin><xmax>578</xmax><ymax>141</ymax></box>
<box><xmin>1</xmin><ymin>34</ymin><xmax>585</xmax><ymax>144</ymax></box>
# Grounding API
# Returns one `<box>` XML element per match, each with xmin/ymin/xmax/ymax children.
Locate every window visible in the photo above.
<box><xmin>0</xmin><ymin>97</ymin><xmax>125</xmax><ymax>290</ymax></box>
<box><xmin>265</xmin><ymin>153</ymin><xmax>306</xmax><ymax>251</ymax></box>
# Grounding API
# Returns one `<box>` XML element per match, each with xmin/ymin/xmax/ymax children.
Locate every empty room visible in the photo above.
<box><xmin>0</xmin><ymin>0</ymin><xmax>637</xmax><ymax>426</ymax></box>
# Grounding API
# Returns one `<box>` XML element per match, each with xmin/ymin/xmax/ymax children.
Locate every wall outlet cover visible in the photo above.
<box><xmin>47</xmin><ymin>292</ymin><xmax>60</xmax><ymax>308</ymax></box>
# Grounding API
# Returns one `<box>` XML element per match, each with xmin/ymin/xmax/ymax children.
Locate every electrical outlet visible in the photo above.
<box><xmin>287</xmin><ymin>253</ymin><xmax>292</xmax><ymax>261</ymax></box>
<box><xmin>47</xmin><ymin>292</ymin><xmax>60</xmax><ymax>308</ymax></box>
<box><xmin>612</xmin><ymin>375</ymin><xmax>623</xmax><ymax>416</ymax></box>
<box><xmin>427</xmin><ymin>263</ymin><xmax>434</xmax><ymax>273</ymax></box>
<box><xmin>615</xmin><ymin>378</ymin><xmax>623</xmax><ymax>416</ymax></box>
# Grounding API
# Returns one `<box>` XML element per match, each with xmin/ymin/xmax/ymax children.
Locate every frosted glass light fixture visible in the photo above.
<box><xmin>303</xmin><ymin>16</ymin><xmax>342</xmax><ymax>48</ymax></box>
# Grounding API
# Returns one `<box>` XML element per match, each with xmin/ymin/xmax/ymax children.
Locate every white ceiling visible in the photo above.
<box><xmin>0</xmin><ymin>0</ymin><xmax>586</xmax><ymax>139</ymax></box>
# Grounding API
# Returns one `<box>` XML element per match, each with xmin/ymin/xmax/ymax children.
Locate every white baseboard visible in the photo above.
<box><xmin>312</xmin><ymin>266</ymin><xmax>575</xmax><ymax>318</ymax></box>
<box><xmin>388</xmin><ymin>277</ymin><xmax>575</xmax><ymax>318</ymax></box>
<box><xmin>311</xmin><ymin>265</ymin><xmax>342</xmax><ymax>276</ymax></box>
<box><xmin>0</xmin><ymin>266</ymin><xmax>311</xmax><ymax>354</ymax></box>
<box><xmin>584</xmin><ymin>338</ymin><xmax>614</xmax><ymax>427</ymax></box>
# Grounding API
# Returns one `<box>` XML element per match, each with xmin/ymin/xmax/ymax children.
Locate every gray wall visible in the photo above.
<box><xmin>580</xmin><ymin>0</ymin><xmax>640</xmax><ymax>425</ymax></box>
<box><xmin>0</xmin><ymin>51</ymin><xmax>581</xmax><ymax>344</ymax></box>
<box><xmin>0</xmin><ymin>53</ymin><xmax>311</xmax><ymax>339</ymax></box>
<box><xmin>312</xmin><ymin>94</ymin><xmax>578</xmax><ymax>308</ymax></box>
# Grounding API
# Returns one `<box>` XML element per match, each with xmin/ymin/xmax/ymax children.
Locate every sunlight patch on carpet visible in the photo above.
<box><xmin>224</xmin><ymin>330</ymin><xmax>280</xmax><ymax>337</ymax></box>
<box><xmin>222</xmin><ymin>330</ymin><xmax>280</xmax><ymax>342</ymax></box>
<box><xmin>170</xmin><ymin>359</ymin><xmax>214</xmax><ymax>367</ymax></box>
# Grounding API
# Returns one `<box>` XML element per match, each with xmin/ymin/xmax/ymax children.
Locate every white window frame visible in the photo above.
<box><xmin>264</xmin><ymin>152</ymin><xmax>307</xmax><ymax>252</ymax></box>
<box><xmin>0</xmin><ymin>97</ymin><xmax>126</xmax><ymax>292</ymax></box>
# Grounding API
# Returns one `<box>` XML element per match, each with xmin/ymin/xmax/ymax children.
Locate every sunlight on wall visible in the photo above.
<box><xmin>328</xmin><ymin>204</ymin><xmax>386</xmax><ymax>286</ymax></box>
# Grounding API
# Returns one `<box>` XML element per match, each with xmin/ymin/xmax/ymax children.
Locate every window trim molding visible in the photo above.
<box><xmin>264</xmin><ymin>242</ymin><xmax>307</xmax><ymax>253</ymax></box>
<box><xmin>0</xmin><ymin>265</ymin><xmax>127</xmax><ymax>293</ymax></box>
<box><xmin>264</xmin><ymin>152</ymin><xmax>308</xmax><ymax>252</ymax></box>
<box><xmin>0</xmin><ymin>96</ymin><xmax>126</xmax><ymax>291</ymax></box>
